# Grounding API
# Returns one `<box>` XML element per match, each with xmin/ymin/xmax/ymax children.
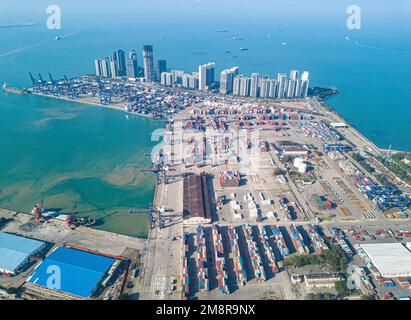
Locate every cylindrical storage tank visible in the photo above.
<box><xmin>293</xmin><ymin>157</ymin><xmax>304</xmax><ymax>168</ymax></box>
<box><xmin>298</xmin><ymin>163</ymin><xmax>308</xmax><ymax>173</ymax></box>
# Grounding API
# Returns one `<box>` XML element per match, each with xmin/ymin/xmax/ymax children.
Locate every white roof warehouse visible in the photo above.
<box><xmin>360</xmin><ymin>243</ymin><xmax>411</xmax><ymax>278</ymax></box>
<box><xmin>0</xmin><ymin>232</ymin><xmax>45</xmax><ymax>275</ymax></box>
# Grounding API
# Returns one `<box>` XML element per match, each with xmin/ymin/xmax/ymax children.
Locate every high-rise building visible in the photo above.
<box><xmin>126</xmin><ymin>49</ymin><xmax>138</xmax><ymax>78</ymax></box>
<box><xmin>172</xmin><ymin>70</ymin><xmax>185</xmax><ymax>85</ymax></box>
<box><xmin>233</xmin><ymin>75</ymin><xmax>242</xmax><ymax>96</ymax></box>
<box><xmin>260</xmin><ymin>78</ymin><xmax>271</xmax><ymax>98</ymax></box>
<box><xmin>287</xmin><ymin>70</ymin><xmax>298</xmax><ymax>98</ymax></box>
<box><xmin>116</xmin><ymin>49</ymin><xmax>126</xmax><ymax>77</ymax></box>
<box><xmin>300</xmin><ymin>71</ymin><xmax>310</xmax><ymax>98</ymax></box>
<box><xmin>240</xmin><ymin>77</ymin><xmax>251</xmax><ymax>97</ymax></box>
<box><xmin>101</xmin><ymin>58</ymin><xmax>111</xmax><ymax>78</ymax></box>
<box><xmin>156</xmin><ymin>60</ymin><xmax>167</xmax><ymax>82</ymax></box>
<box><xmin>268</xmin><ymin>80</ymin><xmax>278</xmax><ymax>98</ymax></box>
<box><xmin>109</xmin><ymin>52</ymin><xmax>118</xmax><ymax>78</ymax></box>
<box><xmin>143</xmin><ymin>45</ymin><xmax>155</xmax><ymax>83</ymax></box>
<box><xmin>95</xmin><ymin>59</ymin><xmax>102</xmax><ymax>77</ymax></box>
<box><xmin>220</xmin><ymin>67</ymin><xmax>239</xmax><ymax>94</ymax></box>
<box><xmin>189</xmin><ymin>72</ymin><xmax>199</xmax><ymax>90</ymax></box>
<box><xmin>295</xmin><ymin>79</ymin><xmax>303</xmax><ymax>98</ymax></box>
<box><xmin>277</xmin><ymin>73</ymin><xmax>287</xmax><ymax>99</ymax></box>
<box><xmin>250</xmin><ymin>73</ymin><xmax>260</xmax><ymax>98</ymax></box>
<box><xmin>182</xmin><ymin>74</ymin><xmax>190</xmax><ymax>89</ymax></box>
<box><xmin>160</xmin><ymin>72</ymin><xmax>174</xmax><ymax>86</ymax></box>
<box><xmin>198</xmin><ymin>62</ymin><xmax>215</xmax><ymax>90</ymax></box>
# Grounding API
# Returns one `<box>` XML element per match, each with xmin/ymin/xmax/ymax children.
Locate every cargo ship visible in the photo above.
<box><xmin>2</xmin><ymin>83</ymin><xmax>30</xmax><ymax>95</ymax></box>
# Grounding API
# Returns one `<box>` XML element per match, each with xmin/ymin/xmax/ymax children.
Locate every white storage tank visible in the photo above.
<box><xmin>298</xmin><ymin>162</ymin><xmax>308</xmax><ymax>173</ymax></box>
<box><xmin>293</xmin><ymin>157</ymin><xmax>304</xmax><ymax>168</ymax></box>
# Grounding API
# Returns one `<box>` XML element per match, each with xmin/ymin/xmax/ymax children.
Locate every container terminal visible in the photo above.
<box><xmin>1</xmin><ymin>66</ymin><xmax>411</xmax><ymax>300</ymax></box>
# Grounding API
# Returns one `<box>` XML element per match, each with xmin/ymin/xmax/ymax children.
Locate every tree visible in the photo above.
<box><xmin>335</xmin><ymin>281</ymin><xmax>350</xmax><ymax>297</ymax></box>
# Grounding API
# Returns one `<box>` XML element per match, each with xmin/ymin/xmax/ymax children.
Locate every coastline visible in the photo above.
<box><xmin>30</xmin><ymin>91</ymin><xmax>155</xmax><ymax>119</ymax></box>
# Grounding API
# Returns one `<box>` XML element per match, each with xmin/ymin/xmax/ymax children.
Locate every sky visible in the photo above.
<box><xmin>1</xmin><ymin>0</ymin><xmax>411</xmax><ymax>26</ymax></box>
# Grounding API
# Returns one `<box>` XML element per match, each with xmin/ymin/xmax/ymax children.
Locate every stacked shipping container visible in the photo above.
<box><xmin>212</xmin><ymin>225</ymin><xmax>230</xmax><ymax>295</ymax></box>
<box><xmin>242</xmin><ymin>224</ymin><xmax>267</xmax><ymax>282</ymax></box>
<box><xmin>270</xmin><ymin>225</ymin><xmax>289</xmax><ymax>258</ymax></box>
<box><xmin>227</xmin><ymin>224</ymin><xmax>248</xmax><ymax>286</ymax></box>
<box><xmin>289</xmin><ymin>224</ymin><xmax>310</xmax><ymax>255</ymax></box>
<box><xmin>257</xmin><ymin>225</ymin><xmax>279</xmax><ymax>274</ymax></box>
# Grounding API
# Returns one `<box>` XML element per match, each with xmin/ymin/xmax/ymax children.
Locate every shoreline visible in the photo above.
<box><xmin>30</xmin><ymin>91</ymin><xmax>156</xmax><ymax>119</ymax></box>
<box><xmin>27</xmin><ymin>89</ymin><xmax>408</xmax><ymax>154</ymax></box>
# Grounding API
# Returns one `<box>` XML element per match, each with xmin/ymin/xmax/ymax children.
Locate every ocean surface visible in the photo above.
<box><xmin>0</xmin><ymin>4</ymin><xmax>410</xmax><ymax>236</ymax></box>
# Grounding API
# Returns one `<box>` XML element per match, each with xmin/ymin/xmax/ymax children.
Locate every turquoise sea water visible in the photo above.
<box><xmin>0</xmin><ymin>2</ymin><xmax>410</xmax><ymax>236</ymax></box>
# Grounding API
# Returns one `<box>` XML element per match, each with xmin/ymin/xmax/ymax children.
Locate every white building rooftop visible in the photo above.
<box><xmin>360</xmin><ymin>243</ymin><xmax>411</xmax><ymax>278</ymax></box>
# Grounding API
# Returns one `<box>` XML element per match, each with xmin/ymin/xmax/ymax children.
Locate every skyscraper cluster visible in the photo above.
<box><xmin>230</xmin><ymin>69</ymin><xmax>310</xmax><ymax>99</ymax></box>
<box><xmin>95</xmin><ymin>49</ymin><xmax>129</xmax><ymax>78</ymax></box>
<box><xmin>94</xmin><ymin>45</ymin><xmax>166</xmax><ymax>82</ymax></box>
<box><xmin>94</xmin><ymin>47</ymin><xmax>310</xmax><ymax>100</ymax></box>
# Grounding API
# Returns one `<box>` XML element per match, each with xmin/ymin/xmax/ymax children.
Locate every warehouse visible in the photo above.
<box><xmin>0</xmin><ymin>232</ymin><xmax>45</xmax><ymax>275</ymax></box>
<box><xmin>27</xmin><ymin>247</ymin><xmax>116</xmax><ymax>298</ymax></box>
<box><xmin>360</xmin><ymin>243</ymin><xmax>411</xmax><ymax>278</ymax></box>
<box><xmin>183</xmin><ymin>175</ymin><xmax>212</xmax><ymax>225</ymax></box>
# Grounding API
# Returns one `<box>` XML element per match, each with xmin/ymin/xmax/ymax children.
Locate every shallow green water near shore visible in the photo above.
<box><xmin>0</xmin><ymin>91</ymin><xmax>163</xmax><ymax>237</ymax></box>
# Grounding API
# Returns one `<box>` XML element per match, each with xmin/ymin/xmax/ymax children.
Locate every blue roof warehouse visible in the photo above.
<box><xmin>0</xmin><ymin>232</ymin><xmax>45</xmax><ymax>275</ymax></box>
<box><xmin>27</xmin><ymin>247</ymin><xmax>116</xmax><ymax>299</ymax></box>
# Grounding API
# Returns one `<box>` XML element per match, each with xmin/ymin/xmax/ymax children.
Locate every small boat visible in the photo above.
<box><xmin>55</xmin><ymin>36</ymin><xmax>61</xmax><ymax>40</ymax></box>
<box><xmin>240</xmin><ymin>48</ymin><xmax>248</xmax><ymax>51</ymax></box>
<box><xmin>224</xmin><ymin>50</ymin><xmax>231</xmax><ymax>53</ymax></box>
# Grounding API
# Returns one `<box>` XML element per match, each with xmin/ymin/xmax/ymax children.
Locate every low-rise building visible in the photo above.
<box><xmin>183</xmin><ymin>175</ymin><xmax>212</xmax><ymax>225</ymax></box>
<box><xmin>304</xmin><ymin>273</ymin><xmax>345</xmax><ymax>289</ymax></box>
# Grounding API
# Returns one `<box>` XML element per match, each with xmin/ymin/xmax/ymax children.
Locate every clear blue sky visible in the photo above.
<box><xmin>1</xmin><ymin>0</ymin><xmax>410</xmax><ymax>25</ymax></box>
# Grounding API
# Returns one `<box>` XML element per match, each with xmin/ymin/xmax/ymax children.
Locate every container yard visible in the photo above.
<box><xmin>330</xmin><ymin>228</ymin><xmax>355</xmax><ymax>257</ymax></box>
<box><xmin>289</xmin><ymin>224</ymin><xmax>310</xmax><ymax>255</ymax></box>
<box><xmin>257</xmin><ymin>225</ymin><xmax>279</xmax><ymax>275</ymax></box>
<box><xmin>305</xmin><ymin>224</ymin><xmax>328</xmax><ymax>253</ymax></box>
<box><xmin>219</xmin><ymin>171</ymin><xmax>241</xmax><ymax>187</ymax></box>
<box><xmin>211</xmin><ymin>225</ymin><xmax>230</xmax><ymax>295</ymax></box>
<box><xmin>242</xmin><ymin>224</ymin><xmax>267</xmax><ymax>282</ymax></box>
<box><xmin>269</xmin><ymin>225</ymin><xmax>289</xmax><ymax>258</ymax></box>
<box><xmin>227</xmin><ymin>224</ymin><xmax>248</xmax><ymax>287</ymax></box>
<box><xmin>194</xmin><ymin>225</ymin><xmax>209</xmax><ymax>292</ymax></box>
<box><xmin>299</xmin><ymin>121</ymin><xmax>340</xmax><ymax>142</ymax></box>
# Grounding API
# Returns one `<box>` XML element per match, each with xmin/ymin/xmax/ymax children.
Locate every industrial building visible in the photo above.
<box><xmin>304</xmin><ymin>273</ymin><xmax>345</xmax><ymax>289</ymax></box>
<box><xmin>360</xmin><ymin>243</ymin><xmax>411</xmax><ymax>278</ymax></box>
<box><xmin>0</xmin><ymin>232</ymin><xmax>45</xmax><ymax>275</ymax></box>
<box><xmin>183</xmin><ymin>175</ymin><xmax>212</xmax><ymax>225</ymax></box>
<box><xmin>27</xmin><ymin>247</ymin><xmax>116</xmax><ymax>299</ymax></box>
